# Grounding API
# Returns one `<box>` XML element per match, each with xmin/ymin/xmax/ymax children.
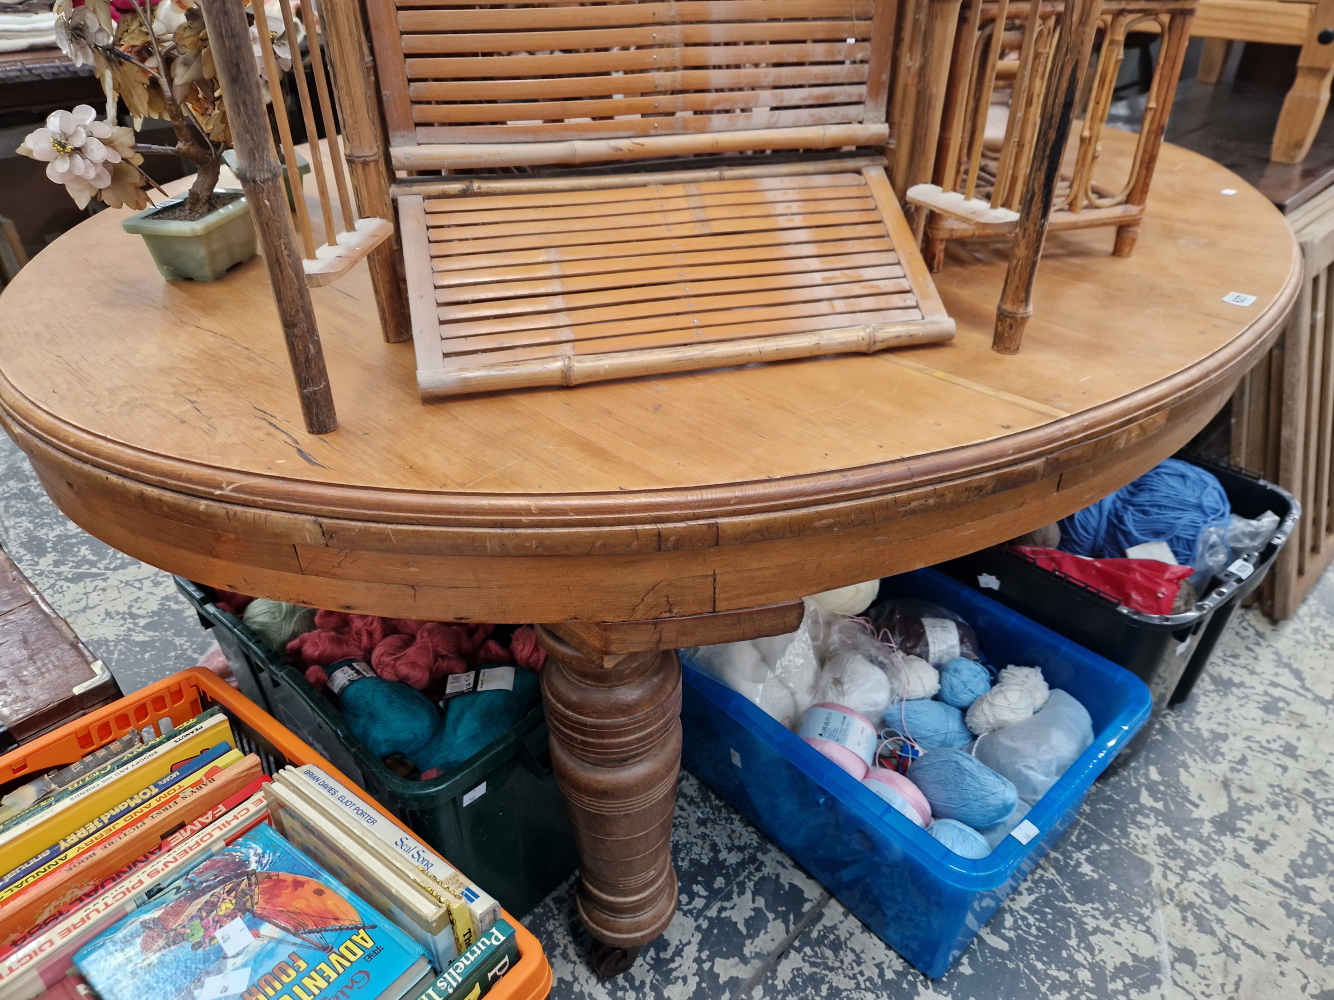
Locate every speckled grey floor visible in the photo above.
<box><xmin>1</xmin><ymin>431</ymin><xmax>1330</xmax><ymax>998</ymax></box>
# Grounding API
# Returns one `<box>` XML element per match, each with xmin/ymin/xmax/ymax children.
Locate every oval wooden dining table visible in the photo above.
<box><xmin>0</xmin><ymin>129</ymin><xmax>1299</xmax><ymax>975</ymax></box>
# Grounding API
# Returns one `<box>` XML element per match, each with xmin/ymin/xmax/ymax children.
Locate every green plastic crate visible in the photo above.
<box><xmin>174</xmin><ymin>578</ymin><xmax>578</xmax><ymax>918</ymax></box>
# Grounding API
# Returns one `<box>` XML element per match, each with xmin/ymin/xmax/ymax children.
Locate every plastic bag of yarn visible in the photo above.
<box><xmin>972</xmin><ymin>689</ymin><xmax>1093</xmax><ymax>804</ymax></box>
<box><xmin>1228</xmin><ymin>510</ymin><xmax>1280</xmax><ymax>555</ymax></box>
<box><xmin>822</xmin><ymin>616</ymin><xmax>938</xmax><ymax>704</ymax></box>
<box><xmin>242</xmin><ymin>598</ymin><xmax>317</xmax><ymax>652</ymax></box>
<box><xmin>1190</xmin><ymin>523</ymin><xmax>1231</xmax><ymax>590</ymax></box>
<box><xmin>813</xmin><ymin>650</ymin><xmax>892</xmax><ymax>721</ymax></box>
<box><xmin>883</xmin><ymin>699</ymin><xmax>972</xmax><ymax>749</ymax></box>
<box><xmin>908</xmin><ymin>747</ymin><xmax>1017</xmax><ymax>829</ymax></box>
<box><xmin>866</xmin><ymin>599</ymin><xmax>981</xmax><ymax>665</ymax></box>
<box><xmin>807</xmin><ymin>579</ymin><xmax>880</xmax><ymax>617</ymax></box>
<box><xmin>415</xmin><ymin>667</ymin><xmax>541</xmax><ymax>776</ymax></box>
<box><xmin>978</xmin><ymin>800</ymin><xmax>1031</xmax><ymax>852</ymax></box>
<box><xmin>938</xmin><ymin>656</ymin><xmax>992</xmax><ymax>709</ymax></box>
<box><xmin>752</xmin><ymin>602</ymin><xmax>824</xmax><ymax>713</ymax></box>
<box><xmin>965</xmin><ymin>665</ymin><xmax>1049</xmax><ymax>736</ymax></box>
<box><xmin>688</xmin><ymin>640</ymin><xmax>799</xmax><ymax>728</ymax></box>
<box><xmin>928</xmin><ymin>818</ymin><xmax>990</xmax><ymax>859</ymax></box>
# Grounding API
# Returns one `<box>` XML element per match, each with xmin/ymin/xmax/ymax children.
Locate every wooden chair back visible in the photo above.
<box><xmin>365</xmin><ymin>0</ymin><xmax>899</xmax><ymax>170</ymax></box>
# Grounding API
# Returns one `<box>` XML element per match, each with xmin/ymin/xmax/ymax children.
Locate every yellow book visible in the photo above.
<box><xmin>0</xmin><ymin>748</ymin><xmax>244</xmax><ymax>905</ymax></box>
<box><xmin>0</xmin><ymin>713</ymin><xmax>233</xmax><ymax>873</ymax></box>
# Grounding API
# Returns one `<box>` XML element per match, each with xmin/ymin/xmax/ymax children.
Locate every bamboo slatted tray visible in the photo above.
<box><xmin>400</xmin><ymin>162</ymin><xmax>954</xmax><ymax>398</ymax></box>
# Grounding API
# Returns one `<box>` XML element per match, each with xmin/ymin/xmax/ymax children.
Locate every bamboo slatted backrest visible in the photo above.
<box><xmin>366</xmin><ymin>0</ymin><xmax>898</xmax><ymax>169</ymax></box>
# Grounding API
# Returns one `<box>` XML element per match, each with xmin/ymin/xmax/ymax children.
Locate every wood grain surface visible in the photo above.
<box><xmin>0</xmin><ymin>130</ymin><xmax>1300</xmax><ymax>623</ymax></box>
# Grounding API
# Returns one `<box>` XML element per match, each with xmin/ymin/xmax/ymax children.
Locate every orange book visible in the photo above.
<box><xmin>0</xmin><ymin>755</ymin><xmax>262</xmax><ymax>947</ymax></box>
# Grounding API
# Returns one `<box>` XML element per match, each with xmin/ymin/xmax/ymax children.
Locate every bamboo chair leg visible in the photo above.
<box><xmin>200</xmin><ymin>0</ymin><xmax>338</xmax><ymax>435</ymax></box>
<box><xmin>992</xmin><ymin>0</ymin><xmax>1103</xmax><ymax>355</ymax></box>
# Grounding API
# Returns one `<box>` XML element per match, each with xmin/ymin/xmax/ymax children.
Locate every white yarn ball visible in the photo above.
<box><xmin>752</xmin><ymin>631</ymin><xmax>795</xmax><ymax>666</ymax></box>
<box><xmin>808</xmin><ymin>579</ymin><xmax>881</xmax><ymax>617</ymax></box>
<box><xmin>965</xmin><ymin>665</ymin><xmax>1050</xmax><ymax>735</ymax></box>
<box><xmin>814</xmin><ymin>651</ymin><xmax>892</xmax><ymax>719</ymax></box>
<box><xmin>897</xmin><ymin>654</ymin><xmax>941</xmax><ymax>701</ymax></box>
<box><xmin>709</xmin><ymin>640</ymin><xmax>769</xmax><ymax>688</ymax></box>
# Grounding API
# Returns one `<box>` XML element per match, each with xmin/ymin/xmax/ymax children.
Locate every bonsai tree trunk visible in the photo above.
<box><xmin>185</xmin><ymin>151</ymin><xmax>224</xmax><ymax>215</ymax></box>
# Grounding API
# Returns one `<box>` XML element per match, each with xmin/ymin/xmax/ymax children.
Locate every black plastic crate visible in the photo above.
<box><xmin>174</xmin><ymin>578</ymin><xmax>578</xmax><ymax>918</ymax></box>
<box><xmin>937</xmin><ymin>458</ymin><xmax>1298</xmax><ymax>763</ymax></box>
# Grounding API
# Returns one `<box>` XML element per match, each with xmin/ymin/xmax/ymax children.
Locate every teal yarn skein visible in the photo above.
<box><xmin>883</xmin><ymin>699</ymin><xmax>972</xmax><ymax>749</ymax></box>
<box><xmin>338</xmin><ymin>675</ymin><xmax>443</xmax><ymax>762</ymax></box>
<box><xmin>416</xmin><ymin>668</ymin><xmax>542</xmax><ymax>774</ymax></box>
<box><xmin>938</xmin><ymin>657</ymin><xmax>991</xmax><ymax>709</ymax></box>
<box><xmin>929</xmin><ymin>818</ymin><xmax>991</xmax><ymax>859</ymax></box>
<box><xmin>909</xmin><ymin>747</ymin><xmax>1018</xmax><ymax>828</ymax></box>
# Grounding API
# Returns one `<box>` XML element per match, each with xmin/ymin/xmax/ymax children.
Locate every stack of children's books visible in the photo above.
<box><xmin>0</xmin><ymin>707</ymin><xmax>519</xmax><ymax>1000</ymax></box>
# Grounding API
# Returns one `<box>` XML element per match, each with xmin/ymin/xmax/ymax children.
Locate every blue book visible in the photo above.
<box><xmin>74</xmin><ymin>824</ymin><xmax>432</xmax><ymax>1000</ymax></box>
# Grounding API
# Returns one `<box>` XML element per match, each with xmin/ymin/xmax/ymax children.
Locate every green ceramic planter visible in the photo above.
<box><xmin>121</xmin><ymin>189</ymin><xmax>257</xmax><ymax>282</ymax></box>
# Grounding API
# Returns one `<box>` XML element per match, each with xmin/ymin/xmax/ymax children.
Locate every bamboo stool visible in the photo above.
<box><xmin>906</xmin><ymin>0</ymin><xmax>1197</xmax><ymax>270</ymax></box>
<box><xmin>359</xmin><ymin>0</ymin><xmax>955</xmax><ymax>400</ymax></box>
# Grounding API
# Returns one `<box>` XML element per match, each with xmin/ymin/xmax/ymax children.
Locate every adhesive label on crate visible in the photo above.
<box><xmin>977</xmin><ymin>573</ymin><xmax>1000</xmax><ymax>591</ymax></box>
<box><xmin>327</xmin><ymin>660</ymin><xmax>377</xmax><ymax>695</ymax></box>
<box><xmin>797</xmin><ymin>706</ymin><xmax>877</xmax><ymax>764</ymax></box>
<box><xmin>921</xmin><ymin>618</ymin><xmax>960</xmax><ymax>664</ymax></box>
<box><xmin>1227</xmin><ymin>559</ymin><xmax>1255</xmax><ymax>580</ymax></box>
<box><xmin>215</xmin><ymin>916</ymin><xmax>256</xmax><ymax>957</ymax></box>
<box><xmin>197</xmin><ymin>968</ymin><xmax>251</xmax><ymax>1000</ymax></box>
<box><xmin>1009</xmin><ymin>820</ymin><xmax>1039</xmax><ymax>845</ymax></box>
<box><xmin>463</xmin><ymin>782</ymin><xmax>487</xmax><ymax>807</ymax></box>
<box><xmin>442</xmin><ymin>666</ymin><xmax>516</xmax><ymax>700</ymax></box>
<box><xmin>730</xmin><ymin>748</ymin><xmax>742</xmax><ymax>768</ymax></box>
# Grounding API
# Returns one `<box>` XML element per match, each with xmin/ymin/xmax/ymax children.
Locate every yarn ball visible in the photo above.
<box><xmin>370</xmin><ymin>632</ymin><xmax>437</xmax><ymax>690</ymax></box>
<box><xmin>808</xmin><ymin>579</ymin><xmax>880</xmax><ymax>616</ymax></box>
<box><xmin>928</xmin><ymin>818</ymin><xmax>991</xmax><ymax>859</ymax></box>
<box><xmin>909</xmin><ymin>747</ymin><xmax>1018</xmax><ymax>828</ymax></box>
<box><xmin>287</xmin><ymin>628</ymin><xmax>364</xmax><ymax>667</ymax></box>
<box><xmin>863</xmin><ymin>766</ymin><xmax>931</xmax><ymax>827</ymax></box>
<box><xmin>243</xmin><ymin>599</ymin><xmax>316</xmax><ymax>652</ymax></box>
<box><xmin>965</xmin><ymin>665</ymin><xmax>1050</xmax><ymax>735</ymax></box>
<box><xmin>805</xmin><ymin>738</ymin><xmax>870</xmax><ymax>780</ymax></box>
<box><xmin>338</xmin><ymin>676</ymin><xmax>443</xmax><ymax>762</ymax></box>
<box><xmin>814</xmin><ymin>651</ymin><xmax>892</xmax><ymax>720</ymax></box>
<box><xmin>892</xmin><ymin>654</ymin><xmax>941</xmax><ymax>702</ymax></box>
<box><xmin>415</xmin><ymin>668</ymin><xmax>541</xmax><ymax>774</ymax></box>
<box><xmin>304</xmin><ymin>664</ymin><xmax>329</xmax><ymax>689</ymax></box>
<box><xmin>938</xmin><ymin>656</ymin><xmax>992</xmax><ymax>709</ymax></box>
<box><xmin>510</xmin><ymin>626</ymin><xmax>546</xmax><ymax>672</ymax></box>
<box><xmin>1060</xmin><ymin>458</ymin><xmax>1231</xmax><ymax>565</ymax></box>
<box><xmin>883</xmin><ymin>699</ymin><xmax>972</xmax><ymax>749</ymax></box>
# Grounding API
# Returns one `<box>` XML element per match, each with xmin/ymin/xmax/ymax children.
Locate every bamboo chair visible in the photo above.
<box><xmin>906</xmin><ymin>0</ymin><xmax>1196</xmax><ymax>270</ymax></box>
<box><xmin>355</xmin><ymin>0</ymin><xmax>956</xmax><ymax>400</ymax></box>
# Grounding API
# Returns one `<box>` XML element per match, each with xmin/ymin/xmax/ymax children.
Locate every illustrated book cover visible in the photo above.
<box><xmin>73</xmin><ymin>823</ymin><xmax>430</xmax><ymax>1000</ymax></box>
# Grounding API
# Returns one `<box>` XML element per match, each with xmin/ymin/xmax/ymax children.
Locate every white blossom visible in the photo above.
<box><xmin>53</xmin><ymin>0</ymin><xmax>110</xmax><ymax>68</ymax></box>
<box><xmin>18</xmin><ymin>105</ymin><xmax>129</xmax><ymax>209</ymax></box>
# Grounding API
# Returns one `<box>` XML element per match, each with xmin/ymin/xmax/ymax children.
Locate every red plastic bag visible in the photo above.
<box><xmin>1011</xmin><ymin>546</ymin><xmax>1194</xmax><ymax>615</ymax></box>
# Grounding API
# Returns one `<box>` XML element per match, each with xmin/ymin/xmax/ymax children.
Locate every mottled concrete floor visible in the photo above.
<box><xmin>1</xmin><ymin>432</ymin><xmax>1330</xmax><ymax>998</ymax></box>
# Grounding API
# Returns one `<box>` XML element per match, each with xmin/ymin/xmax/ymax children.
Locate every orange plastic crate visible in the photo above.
<box><xmin>0</xmin><ymin>668</ymin><xmax>553</xmax><ymax>1000</ymax></box>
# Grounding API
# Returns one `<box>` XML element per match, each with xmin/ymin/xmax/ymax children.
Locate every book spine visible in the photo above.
<box><xmin>0</xmin><ymin>710</ymin><xmax>219</xmax><ymax>836</ymax></box>
<box><xmin>0</xmin><ymin>714</ymin><xmax>233</xmax><ymax>871</ymax></box>
<box><xmin>0</xmin><ymin>744</ymin><xmax>235</xmax><ymax>896</ymax></box>
<box><xmin>0</xmin><ymin>791</ymin><xmax>271</xmax><ymax>994</ymax></box>
<box><xmin>412</xmin><ymin>921</ymin><xmax>518</xmax><ymax>1000</ymax></box>
<box><xmin>0</xmin><ymin>755</ymin><xmax>262</xmax><ymax>948</ymax></box>
<box><xmin>288</xmin><ymin>766</ymin><xmax>501</xmax><ymax>931</ymax></box>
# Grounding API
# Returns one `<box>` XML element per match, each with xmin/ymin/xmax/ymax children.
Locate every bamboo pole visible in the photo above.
<box><xmin>253</xmin><ymin>4</ymin><xmax>315</xmax><ymax>259</ymax></box>
<box><xmin>201</xmin><ymin>0</ymin><xmax>338</xmax><ymax>434</ymax></box>
<box><xmin>992</xmin><ymin>0</ymin><xmax>1103</xmax><ymax>355</ymax></box>
<box><xmin>317</xmin><ymin>0</ymin><xmax>412</xmax><ymax>343</ymax></box>
<box><xmin>274</xmin><ymin>0</ymin><xmax>337</xmax><ymax>245</ymax></box>
<box><xmin>300</xmin><ymin>0</ymin><xmax>356</xmax><ymax>231</ymax></box>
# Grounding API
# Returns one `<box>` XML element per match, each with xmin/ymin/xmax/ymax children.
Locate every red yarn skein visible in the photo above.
<box><xmin>511</xmin><ymin>627</ymin><xmax>546</xmax><ymax>673</ymax></box>
<box><xmin>287</xmin><ymin>629</ymin><xmax>364</xmax><ymax>666</ymax></box>
<box><xmin>371</xmin><ymin>633</ymin><xmax>435</xmax><ymax>689</ymax></box>
<box><xmin>314</xmin><ymin>609</ymin><xmax>351</xmax><ymax>633</ymax></box>
<box><xmin>349</xmin><ymin>614</ymin><xmax>389</xmax><ymax>655</ymax></box>
<box><xmin>305</xmin><ymin>665</ymin><xmax>329</xmax><ymax>689</ymax></box>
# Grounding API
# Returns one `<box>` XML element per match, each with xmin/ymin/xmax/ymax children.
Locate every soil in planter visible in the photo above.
<box><xmin>147</xmin><ymin>190</ymin><xmax>244</xmax><ymax>223</ymax></box>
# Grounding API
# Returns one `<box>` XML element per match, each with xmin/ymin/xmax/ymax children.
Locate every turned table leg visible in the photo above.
<box><xmin>534</xmin><ymin>626</ymin><xmax>683</xmax><ymax>975</ymax></box>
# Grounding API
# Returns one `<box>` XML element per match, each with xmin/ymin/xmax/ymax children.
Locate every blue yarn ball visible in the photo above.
<box><xmin>928</xmin><ymin>818</ymin><xmax>991</xmax><ymax>859</ymax></box>
<box><xmin>1060</xmin><ymin>459</ymin><xmax>1231</xmax><ymax>564</ymax></box>
<box><xmin>339</xmin><ymin>677</ymin><xmax>443</xmax><ymax>761</ymax></box>
<box><xmin>883</xmin><ymin>699</ymin><xmax>972</xmax><ymax>749</ymax></box>
<box><xmin>938</xmin><ymin>657</ymin><xmax>991</xmax><ymax>709</ymax></box>
<box><xmin>416</xmin><ymin>668</ymin><xmax>541</xmax><ymax>774</ymax></box>
<box><xmin>909</xmin><ymin>748</ymin><xmax>1018</xmax><ymax>828</ymax></box>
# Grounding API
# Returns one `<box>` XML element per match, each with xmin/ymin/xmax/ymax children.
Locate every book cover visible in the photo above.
<box><xmin>411</xmin><ymin>919</ymin><xmax>518</xmax><ymax>1000</ymax></box>
<box><xmin>0</xmin><ymin>755</ymin><xmax>262</xmax><ymax>947</ymax></box>
<box><xmin>74</xmin><ymin>824</ymin><xmax>430</xmax><ymax>1000</ymax></box>
<box><xmin>0</xmin><ymin>792</ymin><xmax>273</xmax><ymax>1000</ymax></box>
<box><xmin>0</xmin><ymin>713</ymin><xmax>234</xmax><ymax>872</ymax></box>
<box><xmin>0</xmin><ymin>744</ymin><xmax>237</xmax><ymax>899</ymax></box>
<box><xmin>283</xmin><ymin>766</ymin><xmax>500</xmax><ymax>934</ymax></box>
<box><xmin>267</xmin><ymin>783</ymin><xmax>459</xmax><ymax>968</ymax></box>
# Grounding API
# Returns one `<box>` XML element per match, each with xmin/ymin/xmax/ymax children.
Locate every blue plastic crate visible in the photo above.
<box><xmin>680</xmin><ymin>567</ymin><xmax>1153</xmax><ymax>977</ymax></box>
